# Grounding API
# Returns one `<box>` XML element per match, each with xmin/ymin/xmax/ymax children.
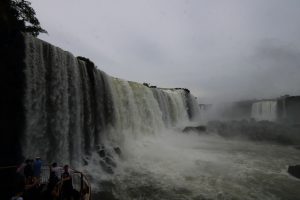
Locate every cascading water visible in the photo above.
<box><xmin>251</xmin><ymin>100</ymin><xmax>278</xmax><ymax>121</ymax></box>
<box><xmin>22</xmin><ymin>35</ymin><xmax>300</xmax><ymax>200</ymax></box>
<box><xmin>23</xmin><ymin>35</ymin><xmax>200</xmax><ymax>166</ymax></box>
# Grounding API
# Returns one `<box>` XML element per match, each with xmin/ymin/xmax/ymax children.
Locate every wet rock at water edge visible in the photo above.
<box><xmin>96</xmin><ymin>145</ymin><xmax>118</xmax><ymax>174</ymax></box>
<box><xmin>96</xmin><ymin>145</ymin><xmax>106</xmax><ymax>157</ymax></box>
<box><xmin>100</xmin><ymin>160</ymin><xmax>114</xmax><ymax>174</ymax></box>
<box><xmin>288</xmin><ymin>165</ymin><xmax>300</xmax><ymax>179</ymax></box>
<box><xmin>182</xmin><ymin>126</ymin><xmax>207</xmax><ymax>134</ymax></box>
<box><xmin>114</xmin><ymin>147</ymin><xmax>121</xmax><ymax>156</ymax></box>
<box><xmin>294</xmin><ymin>145</ymin><xmax>300</xmax><ymax>150</ymax></box>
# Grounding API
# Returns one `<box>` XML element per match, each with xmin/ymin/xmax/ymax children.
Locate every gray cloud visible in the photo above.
<box><xmin>30</xmin><ymin>0</ymin><xmax>300</xmax><ymax>103</ymax></box>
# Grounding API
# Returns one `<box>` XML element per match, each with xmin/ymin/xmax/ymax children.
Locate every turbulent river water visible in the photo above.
<box><xmin>83</xmin><ymin>131</ymin><xmax>300</xmax><ymax>200</ymax></box>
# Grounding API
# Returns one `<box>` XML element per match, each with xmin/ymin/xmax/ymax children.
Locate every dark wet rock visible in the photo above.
<box><xmin>114</xmin><ymin>147</ymin><xmax>121</xmax><ymax>156</ymax></box>
<box><xmin>96</xmin><ymin>145</ymin><xmax>118</xmax><ymax>173</ymax></box>
<box><xmin>0</xmin><ymin>31</ymin><xmax>26</xmax><ymax>200</ymax></box>
<box><xmin>294</xmin><ymin>146</ymin><xmax>300</xmax><ymax>150</ymax></box>
<box><xmin>82</xmin><ymin>158</ymin><xmax>88</xmax><ymax>166</ymax></box>
<box><xmin>98</xmin><ymin>149</ymin><xmax>106</xmax><ymax>158</ymax></box>
<box><xmin>143</xmin><ymin>82</ymin><xmax>150</xmax><ymax>87</ymax></box>
<box><xmin>288</xmin><ymin>165</ymin><xmax>300</xmax><ymax>179</ymax></box>
<box><xmin>96</xmin><ymin>145</ymin><xmax>106</xmax><ymax>158</ymax></box>
<box><xmin>175</xmin><ymin>87</ymin><xmax>190</xmax><ymax>93</ymax></box>
<box><xmin>99</xmin><ymin>160</ymin><xmax>114</xmax><ymax>174</ymax></box>
<box><xmin>182</xmin><ymin>126</ymin><xmax>207</xmax><ymax>133</ymax></box>
<box><xmin>105</xmin><ymin>156</ymin><xmax>117</xmax><ymax>168</ymax></box>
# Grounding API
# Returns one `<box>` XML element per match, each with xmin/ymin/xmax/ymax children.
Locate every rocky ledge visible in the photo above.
<box><xmin>288</xmin><ymin>165</ymin><xmax>300</xmax><ymax>179</ymax></box>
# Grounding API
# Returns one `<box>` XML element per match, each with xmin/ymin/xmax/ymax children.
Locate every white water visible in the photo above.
<box><xmin>251</xmin><ymin>101</ymin><xmax>278</xmax><ymax>121</ymax></box>
<box><xmin>23</xmin><ymin>35</ymin><xmax>300</xmax><ymax>200</ymax></box>
<box><xmin>23</xmin><ymin>35</ymin><xmax>200</xmax><ymax>165</ymax></box>
<box><xmin>83</xmin><ymin>131</ymin><xmax>300</xmax><ymax>200</ymax></box>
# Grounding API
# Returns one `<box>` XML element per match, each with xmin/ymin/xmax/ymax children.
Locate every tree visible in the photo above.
<box><xmin>0</xmin><ymin>0</ymin><xmax>47</xmax><ymax>36</ymax></box>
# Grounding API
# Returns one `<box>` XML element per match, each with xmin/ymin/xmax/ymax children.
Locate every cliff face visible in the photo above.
<box><xmin>0</xmin><ymin>31</ymin><xmax>25</xmax><ymax>199</ymax></box>
<box><xmin>0</xmin><ymin>32</ymin><xmax>25</xmax><ymax>166</ymax></box>
<box><xmin>280</xmin><ymin>96</ymin><xmax>300</xmax><ymax>124</ymax></box>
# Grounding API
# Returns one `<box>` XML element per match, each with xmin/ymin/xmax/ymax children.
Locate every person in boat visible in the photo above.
<box><xmin>61</xmin><ymin>165</ymin><xmax>73</xmax><ymax>200</ymax></box>
<box><xmin>11</xmin><ymin>175</ymin><xmax>25</xmax><ymax>200</ymax></box>
<box><xmin>50</xmin><ymin>162</ymin><xmax>62</xmax><ymax>182</ymax></box>
<box><xmin>33</xmin><ymin>157</ymin><xmax>42</xmax><ymax>179</ymax></box>
<box><xmin>24</xmin><ymin>159</ymin><xmax>34</xmax><ymax>179</ymax></box>
<box><xmin>15</xmin><ymin>160</ymin><xmax>26</xmax><ymax>195</ymax></box>
<box><xmin>48</xmin><ymin>162</ymin><xmax>63</xmax><ymax>197</ymax></box>
<box><xmin>10</xmin><ymin>190</ymin><xmax>23</xmax><ymax>200</ymax></box>
<box><xmin>23</xmin><ymin>175</ymin><xmax>39</xmax><ymax>200</ymax></box>
<box><xmin>16</xmin><ymin>160</ymin><xmax>26</xmax><ymax>176</ymax></box>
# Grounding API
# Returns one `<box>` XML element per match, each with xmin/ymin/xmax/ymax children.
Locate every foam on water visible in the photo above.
<box><xmin>83</xmin><ymin>130</ymin><xmax>300</xmax><ymax>200</ymax></box>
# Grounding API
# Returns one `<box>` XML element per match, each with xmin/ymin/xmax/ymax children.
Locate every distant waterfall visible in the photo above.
<box><xmin>251</xmin><ymin>101</ymin><xmax>277</xmax><ymax>121</ymax></box>
<box><xmin>23</xmin><ymin>35</ymin><xmax>200</xmax><ymax>165</ymax></box>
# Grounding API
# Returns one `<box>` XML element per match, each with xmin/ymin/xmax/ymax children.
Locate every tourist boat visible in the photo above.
<box><xmin>1</xmin><ymin>164</ymin><xmax>91</xmax><ymax>200</ymax></box>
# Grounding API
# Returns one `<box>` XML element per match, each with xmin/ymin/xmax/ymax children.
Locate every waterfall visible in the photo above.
<box><xmin>251</xmin><ymin>100</ymin><xmax>278</xmax><ymax>121</ymax></box>
<box><xmin>23</xmin><ymin>35</ymin><xmax>200</xmax><ymax>166</ymax></box>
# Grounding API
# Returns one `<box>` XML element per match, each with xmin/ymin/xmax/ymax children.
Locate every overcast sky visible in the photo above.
<box><xmin>30</xmin><ymin>0</ymin><xmax>300</xmax><ymax>103</ymax></box>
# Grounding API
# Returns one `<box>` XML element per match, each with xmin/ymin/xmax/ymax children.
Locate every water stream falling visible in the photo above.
<box><xmin>23</xmin><ymin>35</ymin><xmax>200</xmax><ymax>165</ymax></box>
<box><xmin>22</xmin><ymin>35</ymin><xmax>300</xmax><ymax>200</ymax></box>
<box><xmin>251</xmin><ymin>101</ymin><xmax>278</xmax><ymax>121</ymax></box>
